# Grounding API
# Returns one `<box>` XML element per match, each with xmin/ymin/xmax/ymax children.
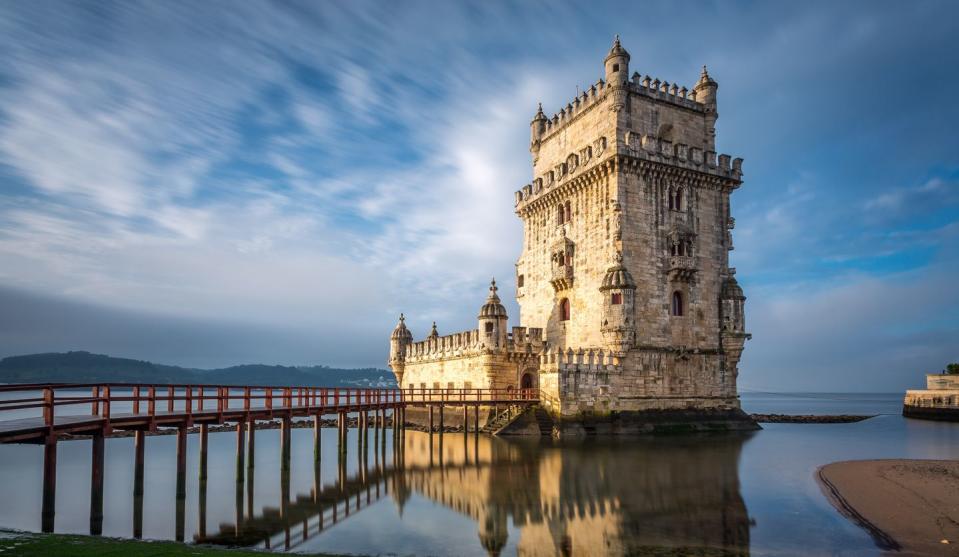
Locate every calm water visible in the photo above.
<box><xmin>0</xmin><ymin>392</ymin><xmax>957</xmax><ymax>556</ymax></box>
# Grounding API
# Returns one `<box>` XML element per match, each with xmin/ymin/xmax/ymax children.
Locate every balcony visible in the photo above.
<box><xmin>550</xmin><ymin>264</ymin><xmax>574</xmax><ymax>291</ymax></box>
<box><xmin>667</xmin><ymin>256</ymin><xmax>697</xmax><ymax>282</ymax></box>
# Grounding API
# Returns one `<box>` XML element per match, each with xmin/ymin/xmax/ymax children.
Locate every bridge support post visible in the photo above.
<box><xmin>463</xmin><ymin>405</ymin><xmax>469</xmax><ymax>432</ymax></box>
<box><xmin>474</xmin><ymin>405</ymin><xmax>480</xmax><ymax>434</ymax></box>
<box><xmin>174</xmin><ymin>425</ymin><xmax>187</xmax><ymax>541</ymax></box>
<box><xmin>428</xmin><ymin>406</ymin><xmax>434</xmax><ymax>433</ymax></box>
<box><xmin>41</xmin><ymin>435</ymin><xmax>57</xmax><ymax>533</ymax></box>
<box><xmin>236</xmin><ymin>420</ymin><xmax>246</xmax><ymax>482</ymax></box>
<box><xmin>133</xmin><ymin>430</ymin><xmax>145</xmax><ymax>539</ymax></box>
<box><xmin>337</xmin><ymin>412</ymin><xmax>347</xmax><ymax>456</ymax></box>
<box><xmin>438</xmin><ymin>404</ymin><xmax>444</xmax><ymax>433</ymax></box>
<box><xmin>247</xmin><ymin>419</ymin><xmax>255</xmax><ymax>471</ymax></box>
<box><xmin>199</xmin><ymin>424</ymin><xmax>209</xmax><ymax>483</ymax></box>
<box><xmin>90</xmin><ymin>430</ymin><xmax>104</xmax><ymax>535</ymax></box>
<box><xmin>280</xmin><ymin>416</ymin><xmax>291</xmax><ymax>473</ymax></box>
<box><xmin>313</xmin><ymin>414</ymin><xmax>322</xmax><ymax>463</ymax></box>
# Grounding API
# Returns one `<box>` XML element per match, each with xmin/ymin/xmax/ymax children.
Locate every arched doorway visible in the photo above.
<box><xmin>521</xmin><ymin>372</ymin><xmax>534</xmax><ymax>389</ymax></box>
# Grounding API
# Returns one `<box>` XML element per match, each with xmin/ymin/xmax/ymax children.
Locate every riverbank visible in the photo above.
<box><xmin>0</xmin><ymin>530</ymin><xmax>352</xmax><ymax>556</ymax></box>
<box><xmin>818</xmin><ymin>460</ymin><xmax>959</xmax><ymax>556</ymax></box>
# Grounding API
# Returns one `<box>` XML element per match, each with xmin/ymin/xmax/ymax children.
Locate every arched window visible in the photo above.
<box><xmin>557</xmin><ymin>204</ymin><xmax>565</xmax><ymax>225</ymax></box>
<box><xmin>611</xmin><ymin>292</ymin><xmax>623</xmax><ymax>305</ymax></box>
<box><xmin>560</xmin><ymin>298</ymin><xmax>570</xmax><ymax>321</ymax></box>
<box><xmin>668</xmin><ymin>190</ymin><xmax>675</xmax><ymax>211</ymax></box>
<box><xmin>675</xmin><ymin>189</ymin><xmax>683</xmax><ymax>211</ymax></box>
<box><xmin>671</xmin><ymin>291</ymin><xmax>684</xmax><ymax>316</ymax></box>
<box><xmin>557</xmin><ymin>252</ymin><xmax>565</xmax><ymax>266</ymax></box>
<box><xmin>564</xmin><ymin>201</ymin><xmax>572</xmax><ymax>222</ymax></box>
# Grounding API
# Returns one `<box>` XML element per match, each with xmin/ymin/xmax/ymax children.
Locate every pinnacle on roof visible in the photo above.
<box><xmin>532</xmin><ymin>102</ymin><xmax>547</xmax><ymax>122</ymax></box>
<box><xmin>697</xmin><ymin>64</ymin><xmax>717</xmax><ymax>87</ymax></box>
<box><xmin>605</xmin><ymin>34</ymin><xmax>630</xmax><ymax>63</ymax></box>
<box><xmin>428</xmin><ymin>321</ymin><xmax>438</xmax><ymax>338</ymax></box>
<box><xmin>391</xmin><ymin>313</ymin><xmax>413</xmax><ymax>341</ymax></box>
<box><xmin>478</xmin><ymin>278</ymin><xmax>508</xmax><ymax>319</ymax></box>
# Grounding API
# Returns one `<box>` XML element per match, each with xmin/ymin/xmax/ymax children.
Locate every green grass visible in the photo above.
<box><xmin>0</xmin><ymin>531</ymin><xmax>351</xmax><ymax>556</ymax></box>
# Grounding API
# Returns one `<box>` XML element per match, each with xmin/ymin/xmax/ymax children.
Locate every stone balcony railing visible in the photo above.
<box><xmin>550</xmin><ymin>264</ymin><xmax>574</xmax><ymax>291</ymax></box>
<box><xmin>667</xmin><ymin>256</ymin><xmax>697</xmax><ymax>282</ymax></box>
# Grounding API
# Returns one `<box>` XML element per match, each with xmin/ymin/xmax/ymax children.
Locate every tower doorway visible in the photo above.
<box><xmin>521</xmin><ymin>372</ymin><xmax>535</xmax><ymax>389</ymax></box>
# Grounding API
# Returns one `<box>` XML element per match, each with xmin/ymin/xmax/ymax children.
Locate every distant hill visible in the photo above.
<box><xmin>0</xmin><ymin>351</ymin><xmax>396</xmax><ymax>388</ymax></box>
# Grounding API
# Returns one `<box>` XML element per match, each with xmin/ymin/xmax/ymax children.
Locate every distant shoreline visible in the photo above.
<box><xmin>817</xmin><ymin>459</ymin><xmax>959</xmax><ymax>556</ymax></box>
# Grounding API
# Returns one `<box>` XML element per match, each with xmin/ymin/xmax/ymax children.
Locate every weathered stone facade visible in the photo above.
<box><xmin>389</xmin><ymin>37</ymin><xmax>752</xmax><ymax>429</ymax></box>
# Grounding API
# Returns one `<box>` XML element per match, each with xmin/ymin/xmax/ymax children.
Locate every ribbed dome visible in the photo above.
<box><xmin>605</xmin><ymin>35</ymin><xmax>630</xmax><ymax>63</ymax></box>
<box><xmin>722</xmin><ymin>276</ymin><xmax>745</xmax><ymax>299</ymax></box>
<box><xmin>600</xmin><ymin>255</ymin><xmax>636</xmax><ymax>291</ymax></box>
<box><xmin>390</xmin><ymin>314</ymin><xmax>413</xmax><ymax>341</ymax></box>
<box><xmin>478</xmin><ymin>279</ymin><xmax>508</xmax><ymax>319</ymax></box>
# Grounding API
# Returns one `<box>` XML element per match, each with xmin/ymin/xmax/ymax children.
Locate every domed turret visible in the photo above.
<box><xmin>722</xmin><ymin>275</ymin><xmax>744</xmax><ymax>300</ymax></box>
<box><xmin>478</xmin><ymin>279</ymin><xmax>508</xmax><ymax>349</ymax></box>
<box><xmin>389</xmin><ymin>313</ymin><xmax>413</xmax><ymax>386</ymax></box>
<box><xmin>721</xmin><ymin>273</ymin><xmax>747</xmax><ymax>334</ymax></box>
<box><xmin>600</xmin><ymin>253</ymin><xmax>636</xmax><ymax>354</ymax></box>
<box><xmin>428</xmin><ymin>321</ymin><xmax>439</xmax><ymax>339</ymax></box>
<box><xmin>530</xmin><ymin>103</ymin><xmax>547</xmax><ymax>153</ymax></box>
<box><xmin>604</xmin><ymin>35</ymin><xmax>630</xmax><ymax>86</ymax></box>
<box><xmin>694</xmin><ymin>65</ymin><xmax>718</xmax><ymax>107</ymax></box>
<box><xmin>600</xmin><ymin>258</ymin><xmax>636</xmax><ymax>291</ymax></box>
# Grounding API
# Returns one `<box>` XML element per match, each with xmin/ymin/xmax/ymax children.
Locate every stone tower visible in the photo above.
<box><xmin>514</xmin><ymin>37</ymin><xmax>752</xmax><ymax>425</ymax></box>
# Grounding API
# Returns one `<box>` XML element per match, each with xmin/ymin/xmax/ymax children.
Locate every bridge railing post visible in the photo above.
<box><xmin>148</xmin><ymin>387</ymin><xmax>156</xmax><ymax>417</ymax></box>
<box><xmin>185</xmin><ymin>386</ymin><xmax>193</xmax><ymax>417</ymax></box>
<box><xmin>43</xmin><ymin>387</ymin><xmax>54</xmax><ymax>431</ymax></box>
<box><xmin>198</xmin><ymin>386</ymin><xmax>204</xmax><ymax>412</ymax></box>
<box><xmin>244</xmin><ymin>387</ymin><xmax>251</xmax><ymax>411</ymax></box>
<box><xmin>91</xmin><ymin>386</ymin><xmax>99</xmax><ymax>416</ymax></box>
<box><xmin>167</xmin><ymin>386</ymin><xmax>175</xmax><ymax>413</ymax></box>
<box><xmin>266</xmin><ymin>388</ymin><xmax>273</xmax><ymax>412</ymax></box>
<box><xmin>102</xmin><ymin>386</ymin><xmax>111</xmax><ymax>420</ymax></box>
<box><xmin>133</xmin><ymin>386</ymin><xmax>140</xmax><ymax>415</ymax></box>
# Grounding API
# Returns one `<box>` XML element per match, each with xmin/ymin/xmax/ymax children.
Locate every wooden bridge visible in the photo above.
<box><xmin>0</xmin><ymin>382</ymin><xmax>538</xmax><ymax>535</ymax></box>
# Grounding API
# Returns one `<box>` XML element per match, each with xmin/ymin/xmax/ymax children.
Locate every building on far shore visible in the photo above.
<box><xmin>903</xmin><ymin>374</ymin><xmax>959</xmax><ymax>422</ymax></box>
<box><xmin>389</xmin><ymin>37</ymin><xmax>757</xmax><ymax>435</ymax></box>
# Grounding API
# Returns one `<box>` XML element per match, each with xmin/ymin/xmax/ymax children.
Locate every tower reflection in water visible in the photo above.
<box><xmin>196</xmin><ymin>429</ymin><xmax>752</xmax><ymax>556</ymax></box>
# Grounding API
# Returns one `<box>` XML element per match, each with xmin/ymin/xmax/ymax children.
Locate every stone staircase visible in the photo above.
<box><xmin>482</xmin><ymin>405</ymin><xmax>554</xmax><ymax>436</ymax></box>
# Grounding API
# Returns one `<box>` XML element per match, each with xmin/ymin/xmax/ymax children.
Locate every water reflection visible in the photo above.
<box><xmin>194</xmin><ymin>430</ymin><xmax>752</xmax><ymax>556</ymax></box>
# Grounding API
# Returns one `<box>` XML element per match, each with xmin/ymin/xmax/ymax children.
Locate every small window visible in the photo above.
<box><xmin>611</xmin><ymin>293</ymin><xmax>622</xmax><ymax>305</ymax></box>
<box><xmin>558</xmin><ymin>252</ymin><xmax>565</xmax><ymax>266</ymax></box>
<box><xmin>675</xmin><ymin>189</ymin><xmax>683</xmax><ymax>210</ymax></box>
<box><xmin>464</xmin><ymin>381</ymin><xmax>472</xmax><ymax>390</ymax></box>
<box><xmin>565</xmin><ymin>201</ymin><xmax>572</xmax><ymax>222</ymax></box>
<box><xmin>485</xmin><ymin>322</ymin><xmax>494</xmax><ymax>333</ymax></box>
<box><xmin>408</xmin><ymin>383</ymin><xmax>414</xmax><ymax>390</ymax></box>
<box><xmin>447</xmin><ymin>382</ymin><xmax>454</xmax><ymax>390</ymax></box>
<box><xmin>517</xmin><ymin>274</ymin><xmax>524</xmax><ymax>287</ymax></box>
<box><xmin>612</xmin><ymin>64</ymin><xmax>620</xmax><ymax>72</ymax></box>
<box><xmin>433</xmin><ymin>382</ymin><xmax>440</xmax><ymax>390</ymax></box>
<box><xmin>557</xmin><ymin>204</ymin><xmax>565</xmax><ymax>225</ymax></box>
<box><xmin>560</xmin><ymin>298</ymin><xmax>571</xmax><ymax>321</ymax></box>
<box><xmin>671</xmin><ymin>291</ymin><xmax>684</xmax><ymax>317</ymax></box>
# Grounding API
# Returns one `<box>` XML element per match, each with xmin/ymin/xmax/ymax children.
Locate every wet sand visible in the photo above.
<box><xmin>818</xmin><ymin>460</ymin><xmax>959</xmax><ymax>556</ymax></box>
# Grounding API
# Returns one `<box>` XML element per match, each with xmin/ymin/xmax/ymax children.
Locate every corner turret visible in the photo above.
<box><xmin>604</xmin><ymin>35</ymin><xmax>630</xmax><ymax>86</ymax></box>
<box><xmin>478</xmin><ymin>279</ymin><xmax>509</xmax><ymax>349</ymax></box>
<box><xmin>694</xmin><ymin>65</ymin><xmax>719</xmax><ymax>150</ymax></box>
<box><xmin>600</xmin><ymin>253</ymin><xmax>637</xmax><ymax>353</ymax></box>
<box><xmin>530</xmin><ymin>103</ymin><xmax>547</xmax><ymax>156</ymax></box>
<box><xmin>389</xmin><ymin>313</ymin><xmax>413</xmax><ymax>387</ymax></box>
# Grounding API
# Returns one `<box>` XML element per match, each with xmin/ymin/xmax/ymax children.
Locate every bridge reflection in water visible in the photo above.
<box><xmin>198</xmin><ymin>429</ymin><xmax>753</xmax><ymax>556</ymax></box>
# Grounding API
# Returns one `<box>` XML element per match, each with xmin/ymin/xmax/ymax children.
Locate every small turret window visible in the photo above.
<box><xmin>517</xmin><ymin>274</ymin><xmax>524</xmax><ymax>287</ymax></box>
<box><xmin>560</xmin><ymin>298</ymin><xmax>571</xmax><ymax>321</ymax></box>
<box><xmin>612</xmin><ymin>64</ymin><xmax>620</xmax><ymax>72</ymax></box>
<box><xmin>485</xmin><ymin>322</ymin><xmax>494</xmax><ymax>333</ymax></box>
<box><xmin>611</xmin><ymin>293</ymin><xmax>622</xmax><ymax>305</ymax></box>
<box><xmin>671</xmin><ymin>291</ymin><xmax>684</xmax><ymax>316</ymax></box>
<box><xmin>557</xmin><ymin>204</ymin><xmax>565</xmax><ymax>225</ymax></box>
<box><xmin>565</xmin><ymin>201</ymin><xmax>572</xmax><ymax>222</ymax></box>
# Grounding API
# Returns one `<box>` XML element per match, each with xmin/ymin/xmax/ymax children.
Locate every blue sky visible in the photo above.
<box><xmin>0</xmin><ymin>1</ymin><xmax>956</xmax><ymax>391</ymax></box>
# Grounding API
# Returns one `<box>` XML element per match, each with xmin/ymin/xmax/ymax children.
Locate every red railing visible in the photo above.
<box><xmin>0</xmin><ymin>383</ymin><xmax>539</xmax><ymax>432</ymax></box>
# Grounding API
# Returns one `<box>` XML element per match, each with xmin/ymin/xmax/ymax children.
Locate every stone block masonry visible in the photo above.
<box><xmin>389</xmin><ymin>36</ymin><xmax>755</xmax><ymax>434</ymax></box>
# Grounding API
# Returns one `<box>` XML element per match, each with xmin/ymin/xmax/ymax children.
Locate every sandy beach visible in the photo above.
<box><xmin>818</xmin><ymin>460</ymin><xmax>959</xmax><ymax>556</ymax></box>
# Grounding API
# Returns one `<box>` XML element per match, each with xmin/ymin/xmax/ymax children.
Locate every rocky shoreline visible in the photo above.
<box><xmin>750</xmin><ymin>413</ymin><xmax>874</xmax><ymax>423</ymax></box>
